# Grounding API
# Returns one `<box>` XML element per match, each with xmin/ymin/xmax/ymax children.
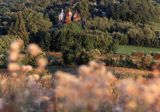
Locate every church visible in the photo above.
<box><xmin>58</xmin><ymin>8</ymin><xmax>81</xmax><ymax>24</ymax></box>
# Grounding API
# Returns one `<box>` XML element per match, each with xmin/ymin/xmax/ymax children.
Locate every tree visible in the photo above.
<box><xmin>8</xmin><ymin>13</ymin><xmax>29</xmax><ymax>44</ymax></box>
<box><xmin>97</xmin><ymin>0</ymin><xmax>160</xmax><ymax>23</ymax></box>
<box><xmin>75</xmin><ymin>0</ymin><xmax>90</xmax><ymax>19</ymax></box>
<box><xmin>21</xmin><ymin>9</ymin><xmax>52</xmax><ymax>34</ymax></box>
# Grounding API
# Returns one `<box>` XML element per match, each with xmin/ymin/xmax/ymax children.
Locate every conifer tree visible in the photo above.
<box><xmin>76</xmin><ymin>0</ymin><xmax>90</xmax><ymax>19</ymax></box>
<box><xmin>8</xmin><ymin>13</ymin><xmax>28</xmax><ymax>44</ymax></box>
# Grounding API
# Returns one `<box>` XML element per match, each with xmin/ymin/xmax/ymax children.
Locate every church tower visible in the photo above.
<box><xmin>65</xmin><ymin>9</ymin><xmax>73</xmax><ymax>24</ymax></box>
<box><xmin>58</xmin><ymin>9</ymin><xmax>65</xmax><ymax>22</ymax></box>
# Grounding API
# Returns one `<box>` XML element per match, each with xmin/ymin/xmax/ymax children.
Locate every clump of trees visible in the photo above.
<box><xmin>53</xmin><ymin>22</ymin><xmax>117</xmax><ymax>64</ymax></box>
<box><xmin>91</xmin><ymin>0</ymin><xmax>160</xmax><ymax>23</ymax></box>
<box><xmin>87</xmin><ymin>17</ymin><xmax>160</xmax><ymax>48</ymax></box>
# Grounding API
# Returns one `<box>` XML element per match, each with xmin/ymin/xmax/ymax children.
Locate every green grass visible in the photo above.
<box><xmin>116</xmin><ymin>45</ymin><xmax>160</xmax><ymax>54</ymax></box>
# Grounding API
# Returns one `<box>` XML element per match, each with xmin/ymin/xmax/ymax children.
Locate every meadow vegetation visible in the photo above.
<box><xmin>0</xmin><ymin>40</ymin><xmax>160</xmax><ymax>112</ymax></box>
<box><xmin>116</xmin><ymin>45</ymin><xmax>160</xmax><ymax>54</ymax></box>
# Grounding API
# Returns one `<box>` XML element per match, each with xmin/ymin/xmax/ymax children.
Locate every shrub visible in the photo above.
<box><xmin>104</xmin><ymin>53</ymin><xmax>154</xmax><ymax>70</ymax></box>
<box><xmin>29</xmin><ymin>31</ymin><xmax>52</xmax><ymax>51</ymax></box>
<box><xmin>86</xmin><ymin>17</ymin><xmax>112</xmax><ymax>31</ymax></box>
<box><xmin>53</xmin><ymin>26</ymin><xmax>117</xmax><ymax>64</ymax></box>
<box><xmin>88</xmin><ymin>49</ymin><xmax>102</xmax><ymax>59</ymax></box>
<box><xmin>76</xmin><ymin>50</ymin><xmax>90</xmax><ymax>65</ymax></box>
<box><xmin>112</xmin><ymin>32</ymin><xmax>128</xmax><ymax>45</ymax></box>
<box><xmin>63</xmin><ymin>50</ymin><xmax>76</xmax><ymax>65</ymax></box>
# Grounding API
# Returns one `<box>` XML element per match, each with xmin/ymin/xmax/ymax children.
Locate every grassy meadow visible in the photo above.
<box><xmin>116</xmin><ymin>45</ymin><xmax>160</xmax><ymax>54</ymax></box>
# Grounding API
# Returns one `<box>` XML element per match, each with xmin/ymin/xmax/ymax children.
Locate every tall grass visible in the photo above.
<box><xmin>0</xmin><ymin>40</ymin><xmax>160</xmax><ymax>112</ymax></box>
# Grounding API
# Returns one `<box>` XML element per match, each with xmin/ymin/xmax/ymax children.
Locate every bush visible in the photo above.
<box><xmin>55</xmin><ymin>30</ymin><xmax>116</xmax><ymax>52</ymax></box>
<box><xmin>109</xmin><ymin>21</ymin><xmax>160</xmax><ymax>47</ymax></box>
<box><xmin>112</xmin><ymin>32</ymin><xmax>128</xmax><ymax>45</ymax></box>
<box><xmin>87</xmin><ymin>49</ymin><xmax>102</xmax><ymax>59</ymax></box>
<box><xmin>86</xmin><ymin>17</ymin><xmax>112</xmax><ymax>31</ymax></box>
<box><xmin>63</xmin><ymin>50</ymin><xmax>76</xmax><ymax>65</ymax></box>
<box><xmin>104</xmin><ymin>53</ymin><xmax>154</xmax><ymax>70</ymax></box>
<box><xmin>76</xmin><ymin>51</ymin><xmax>90</xmax><ymax>65</ymax></box>
<box><xmin>29</xmin><ymin>31</ymin><xmax>52</xmax><ymax>51</ymax></box>
<box><xmin>53</xmin><ymin>23</ymin><xmax>117</xmax><ymax>64</ymax></box>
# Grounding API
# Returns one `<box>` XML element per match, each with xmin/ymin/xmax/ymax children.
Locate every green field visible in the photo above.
<box><xmin>116</xmin><ymin>45</ymin><xmax>160</xmax><ymax>54</ymax></box>
<box><xmin>152</xmin><ymin>22</ymin><xmax>160</xmax><ymax>31</ymax></box>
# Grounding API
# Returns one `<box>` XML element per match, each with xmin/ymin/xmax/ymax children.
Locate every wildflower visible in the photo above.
<box><xmin>78</xmin><ymin>65</ymin><xmax>91</xmax><ymax>76</ymax></box>
<box><xmin>12</xmin><ymin>73</ymin><xmax>18</xmax><ymax>77</ymax></box>
<box><xmin>37</xmin><ymin>58</ymin><xmax>48</xmax><ymax>69</ymax></box>
<box><xmin>28</xmin><ymin>44</ymin><xmax>42</xmax><ymax>57</ymax></box>
<box><xmin>143</xmin><ymin>92</ymin><xmax>155</xmax><ymax>104</ymax></box>
<box><xmin>32</xmin><ymin>74</ymin><xmax>40</xmax><ymax>81</ymax></box>
<box><xmin>117</xmin><ymin>79</ymin><xmax>139</xmax><ymax>96</ymax></box>
<box><xmin>41</xmin><ymin>75</ymin><xmax>52</xmax><ymax>80</ymax></box>
<box><xmin>40</xmin><ymin>96</ymin><xmax>50</xmax><ymax>102</ymax></box>
<box><xmin>8</xmin><ymin>52</ymin><xmax>19</xmax><ymax>62</ymax></box>
<box><xmin>126</xmin><ymin>100</ymin><xmax>137</xmax><ymax>110</ymax></box>
<box><xmin>22</xmin><ymin>65</ymin><xmax>33</xmax><ymax>72</ymax></box>
<box><xmin>10</xmin><ymin>39</ymin><xmax>23</xmax><ymax>53</ymax></box>
<box><xmin>8</xmin><ymin>63</ymin><xmax>20</xmax><ymax>72</ymax></box>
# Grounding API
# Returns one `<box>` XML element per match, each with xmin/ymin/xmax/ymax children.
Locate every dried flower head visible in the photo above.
<box><xmin>8</xmin><ymin>63</ymin><xmax>21</xmax><ymax>72</ymax></box>
<box><xmin>37</xmin><ymin>58</ymin><xmax>48</xmax><ymax>69</ymax></box>
<box><xmin>21</xmin><ymin>65</ymin><xmax>33</xmax><ymax>72</ymax></box>
<box><xmin>27</xmin><ymin>44</ymin><xmax>42</xmax><ymax>57</ymax></box>
<box><xmin>10</xmin><ymin>39</ymin><xmax>23</xmax><ymax>53</ymax></box>
<box><xmin>8</xmin><ymin>52</ymin><xmax>19</xmax><ymax>62</ymax></box>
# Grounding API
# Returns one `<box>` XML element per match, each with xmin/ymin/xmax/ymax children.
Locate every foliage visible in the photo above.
<box><xmin>97</xmin><ymin>0</ymin><xmax>160</xmax><ymax>23</ymax></box>
<box><xmin>8</xmin><ymin>12</ymin><xmax>29</xmax><ymax>44</ymax></box>
<box><xmin>0</xmin><ymin>35</ymin><xmax>18</xmax><ymax>54</ymax></box>
<box><xmin>0</xmin><ymin>35</ymin><xmax>18</xmax><ymax>67</ymax></box>
<box><xmin>29</xmin><ymin>31</ymin><xmax>52</xmax><ymax>51</ymax></box>
<box><xmin>75</xmin><ymin>0</ymin><xmax>90</xmax><ymax>19</ymax></box>
<box><xmin>20</xmin><ymin>9</ymin><xmax>52</xmax><ymax>34</ymax></box>
<box><xmin>86</xmin><ymin>17</ymin><xmax>112</xmax><ymax>31</ymax></box>
<box><xmin>104</xmin><ymin>53</ymin><xmax>155</xmax><ymax>70</ymax></box>
<box><xmin>53</xmin><ymin>23</ymin><xmax>117</xmax><ymax>64</ymax></box>
<box><xmin>110</xmin><ymin>21</ymin><xmax>160</xmax><ymax>47</ymax></box>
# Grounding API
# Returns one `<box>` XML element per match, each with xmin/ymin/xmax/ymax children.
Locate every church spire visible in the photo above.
<box><xmin>59</xmin><ymin>9</ymin><xmax>64</xmax><ymax>22</ymax></box>
<box><xmin>65</xmin><ymin>8</ymin><xmax>73</xmax><ymax>24</ymax></box>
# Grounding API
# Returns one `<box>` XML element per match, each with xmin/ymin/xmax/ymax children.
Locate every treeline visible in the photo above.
<box><xmin>86</xmin><ymin>17</ymin><xmax>160</xmax><ymax>47</ymax></box>
<box><xmin>92</xmin><ymin>0</ymin><xmax>160</xmax><ymax>23</ymax></box>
